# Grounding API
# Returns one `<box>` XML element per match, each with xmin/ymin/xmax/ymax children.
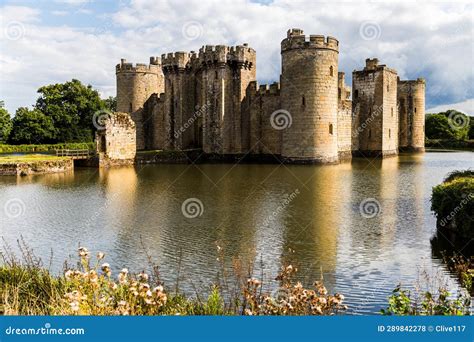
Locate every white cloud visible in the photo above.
<box><xmin>0</xmin><ymin>1</ymin><xmax>472</xmax><ymax>116</ymax></box>
<box><xmin>51</xmin><ymin>10</ymin><xmax>69</xmax><ymax>16</ymax></box>
<box><xmin>427</xmin><ymin>98</ymin><xmax>474</xmax><ymax>116</ymax></box>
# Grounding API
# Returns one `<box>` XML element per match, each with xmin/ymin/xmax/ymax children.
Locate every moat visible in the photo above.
<box><xmin>1</xmin><ymin>151</ymin><xmax>472</xmax><ymax>314</ymax></box>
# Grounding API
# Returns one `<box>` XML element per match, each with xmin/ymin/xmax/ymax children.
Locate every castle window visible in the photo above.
<box><xmin>354</xmin><ymin>90</ymin><xmax>359</xmax><ymax>99</ymax></box>
<box><xmin>387</xmin><ymin>84</ymin><xmax>389</xmax><ymax>92</ymax></box>
<box><xmin>129</xmin><ymin>103</ymin><xmax>132</xmax><ymax>112</ymax></box>
<box><xmin>338</xmin><ymin>88</ymin><xmax>341</xmax><ymax>100</ymax></box>
<box><xmin>368</xmin><ymin>129</ymin><xmax>372</xmax><ymax>139</ymax></box>
<box><xmin>389</xmin><ymin>129</ymin><xmax>391</xmax><ymax>138</ymax></box>
<box><xmin>391</xmin><ymin>107</ymin><xmax>394</xmax><ymax>117</ymax></box>
<box><xmin>329</xmin><ymin>123</ymin><xmax>333</xmax><ymax>135</ymax></box>
<box><xmin>302</xmin><ymin>95</ymin><xmax>305</xmax><ymax>106</ymax></box>
<box><xmin>329</xmin><ymin>66</ymin><xmax>334</xmax><ymax>77</ymax></box>
<box><xmin>215</xmin><ymin>70</ymin><xmax>218</xmax><ymax>78</ymax></box>
<box><xmin>415</xmin><ymin>107</ymin><xmax>417</xmax><ymax>113</ymax></box>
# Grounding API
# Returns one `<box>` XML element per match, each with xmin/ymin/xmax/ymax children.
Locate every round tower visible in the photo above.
<box><xmin>397</xmin><ymin>78</ymin><xmax>425</xmax><ymax>152</ymax></box>
<box><xmin>410</xmin><ymin>78</ymin><xmax>425</xmax><ymax>152</ymax></box>
<box><xmin>115</xmin><ymin>57</ymin><xmax>164</xmax><ymax>149</ymax></box>
<box><xmin>280</xmin><ymin>29</ymin><xmax>339</xmax><ymax>163</ymax></box>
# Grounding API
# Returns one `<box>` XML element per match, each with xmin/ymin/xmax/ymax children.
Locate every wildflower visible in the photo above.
<box><xmin>138</xmin><ymin>272</ymin><xmax>149</xmax><ymax>282</ymax></box>
<box><xmin>247</xmin><ymin>278</ymin><xmax>261</xmax><ymax>287</ymax></box>
<box><xmin>118</xmin><ymin>300</ymin><xmax>127</xmax><ymax>306</ymax></box>
<box><xmin>64</xmin><ymin>270</ymin><xmax>73</xmax><ymax>279</ymax></box>
<box><xmin>101</xmin><ymin>263</ymin><xmax>111</xmax><ymax>276</ymax></box>
<box><xmin>146</xmin><ymin>290</ymin><xmax>153</xmax><ymax>297</ymax></box>
<box><xmin>70</xmin><ymin>301</ymin><xmax>79</xmax><ymax>312</ymax></box>
<box><xmin>97</xmin><ymin>252</ymin><xmax>105</xmax><ymax>260</ymax></box>
<box><xmin>120</xmin><ymin>268</ymin><xmax>128</xmax><ymax>274</ymax></box>
<box><xmin>78</xmin><ymin>247</ymin><xmax>89</xmax><ymax>258</ymax></box>
<box><xmin>145</xmin><ymin>298</ymin><xmax>154</xmax><ymax>305</ymax></box>
<box><xmin>153</xmin><ymin>285</ymin><xmax>164</xmax><ymax>293</ymax></box>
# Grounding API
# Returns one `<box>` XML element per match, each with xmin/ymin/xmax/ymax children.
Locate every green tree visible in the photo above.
<box><xmin>469</xmin><ymin>116</ymin><xmax>474</xmax><ymax>139</ymax></box>
<box><xmin>0</xmin><ymin>102</ymin><xmax>12</xmax><ymax>143</ymax></box>
<box><xmin>104</xmin><ymin>96</ymin><xmax>117</xmax><ymax>112</ymax></box>
<box><xmin>425</xmin><ymin>110</ymin><xmax>470</xmax><ymax>140</ymax></box>
<box><xmin>9</xmin><ymin>107</ymin><xmax>55</xmax><ymax>144</ymax></box>
<box><xmin>35</xmin><ymin>79</ymin><xmax>105</xmax><ymax>142</ymax></box>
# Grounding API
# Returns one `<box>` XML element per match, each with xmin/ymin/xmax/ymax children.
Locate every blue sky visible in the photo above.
<box><xmin>1</xmin><ymin>0</ymin><xmax>473</xmax><ymax>115</ymax></box>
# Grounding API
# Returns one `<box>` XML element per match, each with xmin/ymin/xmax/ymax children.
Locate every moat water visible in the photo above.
<box><xmin>1</xmin><ymin>151</ymin><xmax>473</xmax><ymax>314</ymax></box>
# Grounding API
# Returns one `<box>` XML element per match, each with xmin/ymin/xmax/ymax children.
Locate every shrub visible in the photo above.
<box><xmin>381</xmin><ymin>285</ymin><xmax>470</xmax><ymax>316</ymax></box>
<box><xmin>431</xmin><ymin>171</ymin><xmax>474</xmax><ymax>239</ymax></box>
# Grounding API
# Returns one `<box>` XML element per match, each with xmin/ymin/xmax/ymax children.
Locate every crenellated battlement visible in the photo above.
<box><xmin>256</xmin><ymin>82</ymin><xmax>280</xmax><ymax>95</ymax></box>
<box><xmin>281</xmin><ymin>28</ymin><xmax>339</xmax><ymax>53</ymax></box>
<box><xmin>161</xmin><ymin>52</ymin><xmax>192</xmax><ymax>71</ymax></box>
<box><xmin>116</xmin><ymin>58</ymin><xmax>162</xmax><ymax>74</ymax></box>
<box><xmin>398</xmin><ymin>78</ymin><xmax>426</xmax><ymax>85</ymax></box>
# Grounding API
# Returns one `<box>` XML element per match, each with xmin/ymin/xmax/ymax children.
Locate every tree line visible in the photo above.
<box><xmin>0</xmin><ymin>79</ymin><xmax>116</xmax><ymax>144</ymax></box>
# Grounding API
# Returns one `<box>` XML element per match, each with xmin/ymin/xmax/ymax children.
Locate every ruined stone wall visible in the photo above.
<box><xmin>398</xmin><ymin>78</ymin><xmax>425</xmax><ymax>152</ymax></box>
<box><xmin>280</xmin><ymin>29</ymin><xmax>339</xmax><ymax>163</ymax></box>
<box><xmin>116</xmin><ymin>57</ymin><xmax>164</xmax><ymax>150</ymax></box>
<box><xmin>96</xmin><ymin>112</ymin><xmax>136</xmax><ymax>166</ymax></box>
<box><xmin>248</xmin><ymin>82</ymin><xmax>282</xmax><ymax>155</ymax></box>
<box><xmin>352</xmin><ymin>58</ymin><xmax>398</xmax><ymax>157</ymax></box>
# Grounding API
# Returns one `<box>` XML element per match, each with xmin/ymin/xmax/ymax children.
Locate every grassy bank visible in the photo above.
<box><xmin>0</xmin><ymin>143</ymin><xmax>95</xmax><ymax>154</ymax></box>
<box><xmin>1</xmin><ymin>242</ymin><xmax>470</xmax><ymax>316</ymax></box>
<box><xmin>0</xmin><ymin>243</ymin><xmax>346</xmax><ymax>316</ymax></box>
<box><xmin>0</xmin><ymin>154</ymin><xmax>69</xmax><ymax>163</ymax></box>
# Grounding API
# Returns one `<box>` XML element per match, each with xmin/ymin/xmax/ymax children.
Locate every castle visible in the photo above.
<box><xmin>113</xmin><ymin>28</ymin><xmax>425</xmax><ymax>164</ymax></box>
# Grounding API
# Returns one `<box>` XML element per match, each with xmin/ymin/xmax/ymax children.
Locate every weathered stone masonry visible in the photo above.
<box><xmin>114</xmin><ymin>28</ymin><xmax>425</xmax><ymax>163</ymax></box>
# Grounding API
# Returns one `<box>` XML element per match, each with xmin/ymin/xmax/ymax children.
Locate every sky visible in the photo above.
<box><xmin>0</xmin><ymin>0</ymin><xmax>473</xmax><ymax>116</ymax></box>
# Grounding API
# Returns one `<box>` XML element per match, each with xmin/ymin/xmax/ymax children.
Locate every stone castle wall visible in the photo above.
<box><xmin>248</xmin><ymin>82</ymin><xmax>282</xmax><ymax>155</ymax></box>
<box><xmin>115</xmin><ymin>28</ymin><xmax>425</xmax><ymax>164</ymax></box>
<box><xmin>96</xmin><ymin>112</ymin><xmax>136</xmax><ymax>167</ymax></box>
<box><xmin>337</xmin><ymin>72</ymin><xmax>352</xmax><ymax>159</ymax></box>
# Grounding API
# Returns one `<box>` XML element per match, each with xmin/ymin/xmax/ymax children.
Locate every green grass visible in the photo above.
<box><xmin>0</xmin><ymin>154</ymin><xmax>69</xmax><ymax>164</ymax></box>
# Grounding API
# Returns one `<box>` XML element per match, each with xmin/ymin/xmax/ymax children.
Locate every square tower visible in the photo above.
<box><xmin>352</xmin><ymin>58</ymin><xmax>398</xmax><ymax>157</ymax></box>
